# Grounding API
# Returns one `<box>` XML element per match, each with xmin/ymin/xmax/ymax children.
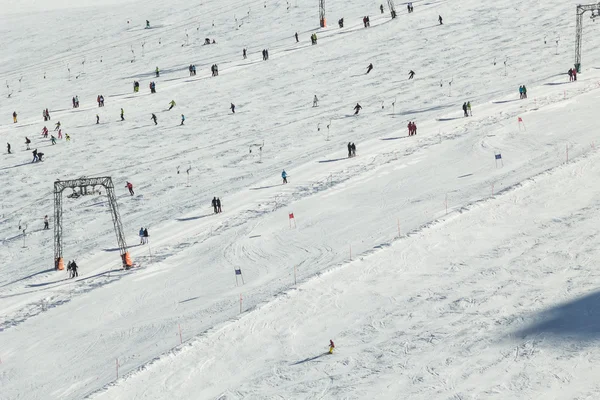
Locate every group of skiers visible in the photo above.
<box><xmin>42</xmin><ymin>108</ymin><xmax>51</xmax><ymax>121</ymax></box>
<box><xmin>188</xmin><ymin>64</ymin><xmax>197</xmax><ymax>76</ymax></box>
<box><xmin>407</xmin><ymin>2</ymin><xmax>414</xmax><ymax>12</ymax></box>
<box><xmin>31</xmin><ymin>148</ymin><xmax>44</xmax><ymax>162</ymax></box>
<box><xmin>211</xmin><ymin>64</ymin><xmax>219</xmax><ymax>76</ymax></box>
<box><xmin>72</xmin><ymin>96</ymin><xmax>80</xmax><ymax>108</ymax></box>
<box><xmin>149</xmin><ymin>81</ymin><xmax>157</xmax><ymax>93</ymax></box>
<box><xmin>568</xmin><ymin>68</ymin><xmax>578</xmax><ymax>81</ymax></box>
<box><xmin>362</xmin><ymin>16</ymin><xmax>371</xmax><ymax>28</ymax></box>
<box><xmin>96</xmin><ymin>95</ymin><xmax>105</xmax><ymax>107</ymax></box>
<box><xmin>347</xmin><ymin>142</ymin><xmax>357</xmax><ymax>157</ymax></box>
<box><xmin>211</xmin><ymin>197</ymin><xmax>223</xmax><ymax>213</ymax></box>
<box><xmin>310</xmin><ymin>33</ymin><xmax>318</xmax><ymax>45</ymax></box>
<box><xmin>133</xmin><ymin>81</ymin><xmax>140</xmax><ymax>92</ymax></box>
<box><xmin>261</xmin><ymin>49</ymin><xmax>270</xmax><ymax>60</ymax></box>
<box><xmin>518</xmin><ymin>85</ymin><xmax>528</xmax><ymax>99</ymax></box>
<box><xmin>138</xmin><ymin>227</ymin><xmax>150</xmax><ymax>244</ymax></box>
<box><xmin>407</xmin><ymin>121</ymin><xmax>417</xmax><ymax>136</ymax></box>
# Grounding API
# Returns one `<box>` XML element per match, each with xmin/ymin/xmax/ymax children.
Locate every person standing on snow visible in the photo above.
<box><xmin>243</xmin><ymin>48</ymin><xmax>247</xmax><ymax>59</ymax></box>
<box><xmin>230</xmin><ymin>103</ymin><xmax>236</xmax><ymax>113</ymax></box>
<box><xmin>25</xmin><ymin>137</ymin><xmax>31</xmax><ymax>150</ymax></box>
<box><xmin>351</xmin><ymin>143</ymin><xmax>356</xmax><ymax>157</ymax></box>
<box><xmin>519</xmin><ymin>85</ymin><xmax>524</xmax><ymax>99</ymax></box>
<box><xmin>462</xmin><ymin>102</ymin><xmax>468</xmax><ymax>117</ymax></box>
<box><xmin>51</xmin><ymin>135</ymin><xmax>57</xmax><ymax>145</ymax></box>
<box><xmin>44</xmin><ymin>215</ymin><xmax>49</xmax><ymax>230</ymax></box>
<box><xmin>54</xmin><ymin>121</ymin><xmax>61</xmax><ymax>131</ymax></box>
<box><xmin>126</xmin><ymin>181</ymin><xmax>134</xmax><ymax>196</ymax></box>
<box><xmin>12</xmin><ymin>111</ymin><xmax>17</xmax><ymax>123</ymax></box>
<box><xmin>354</xmin><ymin>103</ymin><xmax>362</xmax><ymax>115</ymax></box>
<box><xmin>380</xmin><ymin>4</ymin><xmax>384</xmax><ymax>13</ymax></box>
<box><xmin>120</xmin><ymin>108</ymin><xmax>125</xmax><ymax>121</ymax></box>
<box><xmin>96</xmin><ymin>114</ymin><xmax>100</xmax><ymax>124</ymax></box>
<box><xmin>151</xmin><ymin>113</ymin><xmax>157</xmax><ymax>125</ymax></box>
<box><xmin>467</xmin><ymin>101</ymin><xmax>472</xmax><ymax>116</ymax></box>
<box><xmin>366</xmin><ymin>63</ymin><xmax>374</xmax><ymax>74</ymax></box>
<box><xmin>180</xmin><ymin>114</ymin><xmax>185</xmax><ymax>125</ymax></box>
<box><xmin>282</xmin><ymin>170</ymin><xmax>288</xmax><ymax>184</ymax></box>
<box><xmin>212</xmin><ymin>197</ymin><xmax>218</xmax><ymax>213</ymax></box>
<box><xmin>143</xmin><ymin>228</ymin><xmax>149</xmax><ymax>244</ymax></box>
<box><xmin>568</xmin><ymin>68</ymin><xmax>573</xmax><ymax>81</ymax></box>
<box><xmin>155</xmin><ymin>66</ymin><xmax>160</xmax><ymax>77</ymax></box>
<box><xmin>7</xmin><ymin>142</ymin><xmax>11</xmax><ymax>154</ymax></box>
<box><xmin>439</xmin><ymin>15</ymin><xmax>443</xmax><ymax>24</ymax></box>
<box><xmin>32</xmin><ymin>149</ymin><xmax>38</xmax><ymax>162</ymax></box>
<box><xmin>348</xmin><ymin>142</ymin><xmax>352</xmax><ymax>158</ymax></box>
<box><xmin>408</xmin><ymin>70</ymin><xmax>415</xmax><ymax>79</ymax></box>
<box><xmin>168</xmin><ymin>100</ymin><xmax>176</xmax><ymax>110</ymax></box>
<box><xmin>70</xmin><ymin>260</ymin><xmax>79</xmax><ymax>278</ymax></box>
<box><xmin>522</xmin><ymin>86</ymin><xmax>527</xmax><ymax>99</ymax></box>
<box><xmin>216</xmin><ymin>198</ymin><xmax>222</xmax><ymax>213</ymax></box>
<box><xmin>295</xmin><ymin>32</ymin><xmax>299</xmax><ymax>42</ymax></box>
<box><xmin>329</xmin><ymin>339</ymin><xmax>335</xmax><ymax>354</ymax></box>
<box><xmin>139</xmin><ymin>227</ymin><xmax>145</xmax><ymax>244</ymax></box>
<box><xmin>313</xmin><ymin>95</ymin><xmax>319</xmax><ymax>107</ymax></box>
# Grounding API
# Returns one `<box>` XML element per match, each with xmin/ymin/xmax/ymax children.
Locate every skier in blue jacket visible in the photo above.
<box><xmin>282</xmin><ymin>170</ymin><xmax>288</xmax><ymax>184</ymax></box>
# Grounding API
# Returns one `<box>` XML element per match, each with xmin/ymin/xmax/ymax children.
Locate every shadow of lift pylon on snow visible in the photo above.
<box><xmin>513</xmin><ymin>289</ymin><xmax>600</xmax><ymax>344</ymax></box>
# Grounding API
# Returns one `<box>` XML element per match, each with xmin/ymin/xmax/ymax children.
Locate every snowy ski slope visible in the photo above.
<box><xmin>2</xmin><ymin>0</ymin><xmax>600</xmax><ymax>398</ymax></box>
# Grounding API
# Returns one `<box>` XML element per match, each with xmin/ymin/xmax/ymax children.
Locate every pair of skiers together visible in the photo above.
<box><xmin>139</xmin><ymin>227</ymin><xmax>149</xmax><ymax>244</ymax></box>
<box><xmin>518</xmin><ymin>85</ymin><xmax>527</xmax><ymax>99</ymax></box>
<box><xmin>212</xmin><ymin>197</ymin><xmax>223</xmax><ymax>213</ymax></box>
<box><xmin>211</xmin><ymin>64</ymin><xmax>219</xmax><ymax>76</ymax></box>
<box><xmin>407</xmin><ymin>121</ymin><xmax>417</xmax><ymax>136</ymax></box>
<box><xmin>568</xmin><ymin>68</ymin><xmax>577</xmax><ymax>81</ymax></box>
<box><xmin>462</xmin><ymin>101</ymin><xmax>472</xmax><ymax>117</ymax></box>
<box><xmin>310</xmin><ymin>33</ymin><xmax>318</xmax><ymax>45</ymax></box>
<box><xmin>67</xmin><ymin>260</ymin><xmax>79</xmax><ymax>278</ymax></box>
<box><xmin>347</xmin><ymin>142</ymin><xmax>356</xmax><ymax>157</ymax></box>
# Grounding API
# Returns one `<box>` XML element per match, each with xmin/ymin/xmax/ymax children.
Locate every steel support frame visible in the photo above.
<box><xmin>387</xmin><ymin>0</ymin><xmax>397</xmax><ymax>18</ymax></box>
<box><xmin>54</xmin><ymin>177</ymin><xmax>129</xmax><ymax>268</ymax></box>
<box><xmin>575</xmin><ymin>3</ymin><xmax>600</xmax><ymax>72</ymax></box>
<box><xmin>319</xmin><ymin>0</ymin><xmax>326</xmax><ymax>27</ymax></box>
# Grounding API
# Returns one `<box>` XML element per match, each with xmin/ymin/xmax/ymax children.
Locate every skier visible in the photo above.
<box><xmin>155</xmin><ymin>66</ymin><xmax>160</xmax><ymax>77</ymax></box>
<box><xmin>347</xmin><ymin>142</ymin><xmax>352</xmax><ymax>158</ymax></box>
<box><xmin>230</xmin><ymin>103</ymin><xmax>236</xmax><ymax>113</ymax></box>
<box><xmin>282</xmin><ymin>170</ymin><xmax>288</xmax><ymax>184</ymax></box>
<box><xmin>120</xmin><ymin>108</ymin><xmax>125</xmax><ymax>121</ymax></box>
<box><xmin>212</xmin><ymin>197</ymin><xmax>218</xmax><ymax>213</ymax></box>
<box><xmin>338</xmin><ymin>18</ymin><xmax>344</xmax><ymax>28</ymax></box>
<box><xmin>51</xmin><ymin>135</ymin><xmax>57</xmax><ymax>145</ymax></box>
<box><xmin>568</xmin><ymin>68</ymin><xmax>573</xmax><ymax>81</ymax></box>
<box><xmin>408</xmin><ymin>121</ymin><xmax>413</xmax><ymax>136</ymax></box>
<box><xmin>313</xmin><ymin>95</ymin><xmax>319</xmax><ymax>107</ymax></box>
<box><xmin>467</xmin><ymin>101</ymin><xmax>472</xmax><ymax>116</ymax></box>
<box><xmin>408</xmin><ymin>70</ymin><xmax>415</xmax><ymax>79</ymax></box>
<box><xmin>126</xmin><ymin>181</ymin><xmax>134</xmax><ymax>196</ymax></box>
<box><xmin>180</xmin><ymin>114</ymin><xmax>185</xmax><ymax>125</ymax></box>
<box><xmin>151</xmin><ymin>113</ymin><xmax>157</xmax><ymax>125</ymax></box>
<box><xmin>44</xmin><ymin>215</ymin><xmax>49</xmax><ymax>230</ymax></box>
<box><xmin>262</xmin><ymin>49</ymin><xmax>266</xmax><ymax>60</ymax></box>
<box><xmin>295</xmin><ymin>32</ymin><xmax>299</xmax><ymax>42</ymax></box>
<box><xmin>54</xmin><ymin>121</ymin><xmax>61</xmax><ymax>131</ymax></box>
<box><xmin>353</xmin><ymin>103</ymin><xmax>362</xmax><ymax>115</ymax></box>
<box><xmin>462</xmin><ymin>102</ymin><xmax>468</xmax><ymax>117</ymax></box>
<box><xmin>57</xmin><ymin>129</ymin><xmax>62</xmax><ymax>139</ymax></box>
<box><xmin>12</xmin><ymin>111</ymin><xmax>17</xmax><ymax>123</ymax></box>
<box><xmin>139</xmin><ymin>227</ymin><xmax>144</xmax><ymax>244</ymax></box>
<box><xmin>150</xmin><ymin>81</ymin><xmax>156</xmax><ymax>93</ymax></box>
<box><xmin>143</xmin><ymin>228</ymin><xmax>149</xmax><ymax>244</ymax></box>
<box><xmin>70</xmin><ymin>260</ymin><xmax>79</xmax><ymax>278</ymax></box>
<box><xmin>366</xmin><ymin>63</ymin><xmax>374</xmax><ymax>74</ymax></box>
<box><xmin>37</xmin><ymin>152</ymin><xmax>44</xmax><ymax>162</ymax></box>
<box><xmin>43</xmin><ymin>109</ymin><xmax>48</xmax><ymax>121</ymax></box>
<box><xmin>32</xmin><ymin>149</ymin><xmax>38</xmax><ymax>163</ymax></box>
<box><xmin>25</xmin><ymin>137</ymin><xmax>31</xmax><ymax>150</ymax></box>
<box><xmin>216</xmin><ymin>197</ymin><xmax>222</xmax><ymax>213</ymax></box>
<box><xmin>7</xmin><ymin>142</ymin><xmax>11</xmax><ymax>154</ymax></box>
<box><xmin>572</xmin><ymin>67</ymin><xmax>577</xmax><ymax>81</ymax></box>
<box><xmin>351</xmin><ymin>143</ymin><xmax>356</xmax><ymax>157</ymax></box>
<box><xmin>380</xmin><ymin>4</ymin><xmax>384</xmax><ymax>13</ymax></box>
<box><xmin>243</xmin><ymin>48</ymin><xmax>247</xmax><ymax>59</ymax></box>
<box><xmin>46</xmin><ymin>108</ymin><xmax>51</xmax><ymax>120</ymax></box>
<box><xmin>519</xmin><ymin>85</ymin><xmax>524</xmax><ymax>99</ymax></box>
<box><xmin>168</xmin><ymin>100</ymin><xmax>176</xmax><ymax>110</ymax></box>
<box><xmin>412</xmin><ymin>122</ymin><xmax>417</xmax><ymax>136</ymax></box>
<box><xmin>96</xmin><ymin>114</ymin><xmax>100</xmax><ymax>124</ymax></box>
<box><xmin>265</xmin><ymin>49</ymin><xmax>269</xmax><ymax>60</ymax></box>
<box><xmin>329</xmin><ymin>339</ymin><xmax>335</xmax><ymax>354</ymax></box>
<box><xmin>42</xmin><ymin>126</ymin><xmax>49</xmax><ymax>137</ymax></box>
<box><xmin>146</xmin><ymin>20</ymin><xmax>150</xmax><ymax>29</ymax></box>
<box><xmin>439</xmin><ymin>15</ymin><xmax>443</xmax><ymax>24</ymax></box>
<box><xmin>522</xmin><ymin>86</ymin><xmax>527</xmax><ymax>99</ymax></box>
<box><xmin>191</xmin><ymin>65</ymin><xmax>196</xmax><ymax>76</ymax></box>
<box><xmin>65</xmin><ymin>133</ymin><xmax>71</xmax><ymax>142</ymax></box>
<box><xmin>100</xmin><ymin>95</ymin><xmax>105</xmax><ymax>106</ymax></box>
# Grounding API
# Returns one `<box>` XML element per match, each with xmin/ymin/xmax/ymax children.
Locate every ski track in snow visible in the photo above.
<box><xmin>2</xmin><ymin>0</ymin><xmax>600</xmax><ymax>398</ymax></box>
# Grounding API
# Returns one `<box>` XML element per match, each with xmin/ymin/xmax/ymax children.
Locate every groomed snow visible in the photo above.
<box><xmin>2</xmin><ymin>0</ymin><xmax>600</xmax><ymax>398</ymax></box>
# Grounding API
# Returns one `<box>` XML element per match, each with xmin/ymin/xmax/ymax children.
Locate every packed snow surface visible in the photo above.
<box><xmin>2</xmin><ymin>0</ymin><xmax>600</xmax><ymax>398</ymax></box>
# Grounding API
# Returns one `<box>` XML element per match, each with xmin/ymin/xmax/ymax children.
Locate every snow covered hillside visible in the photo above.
<box><xmin>2</xmin><ymin>0</ymin><xmax>600</xmax><ymax>398</ymax></box>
